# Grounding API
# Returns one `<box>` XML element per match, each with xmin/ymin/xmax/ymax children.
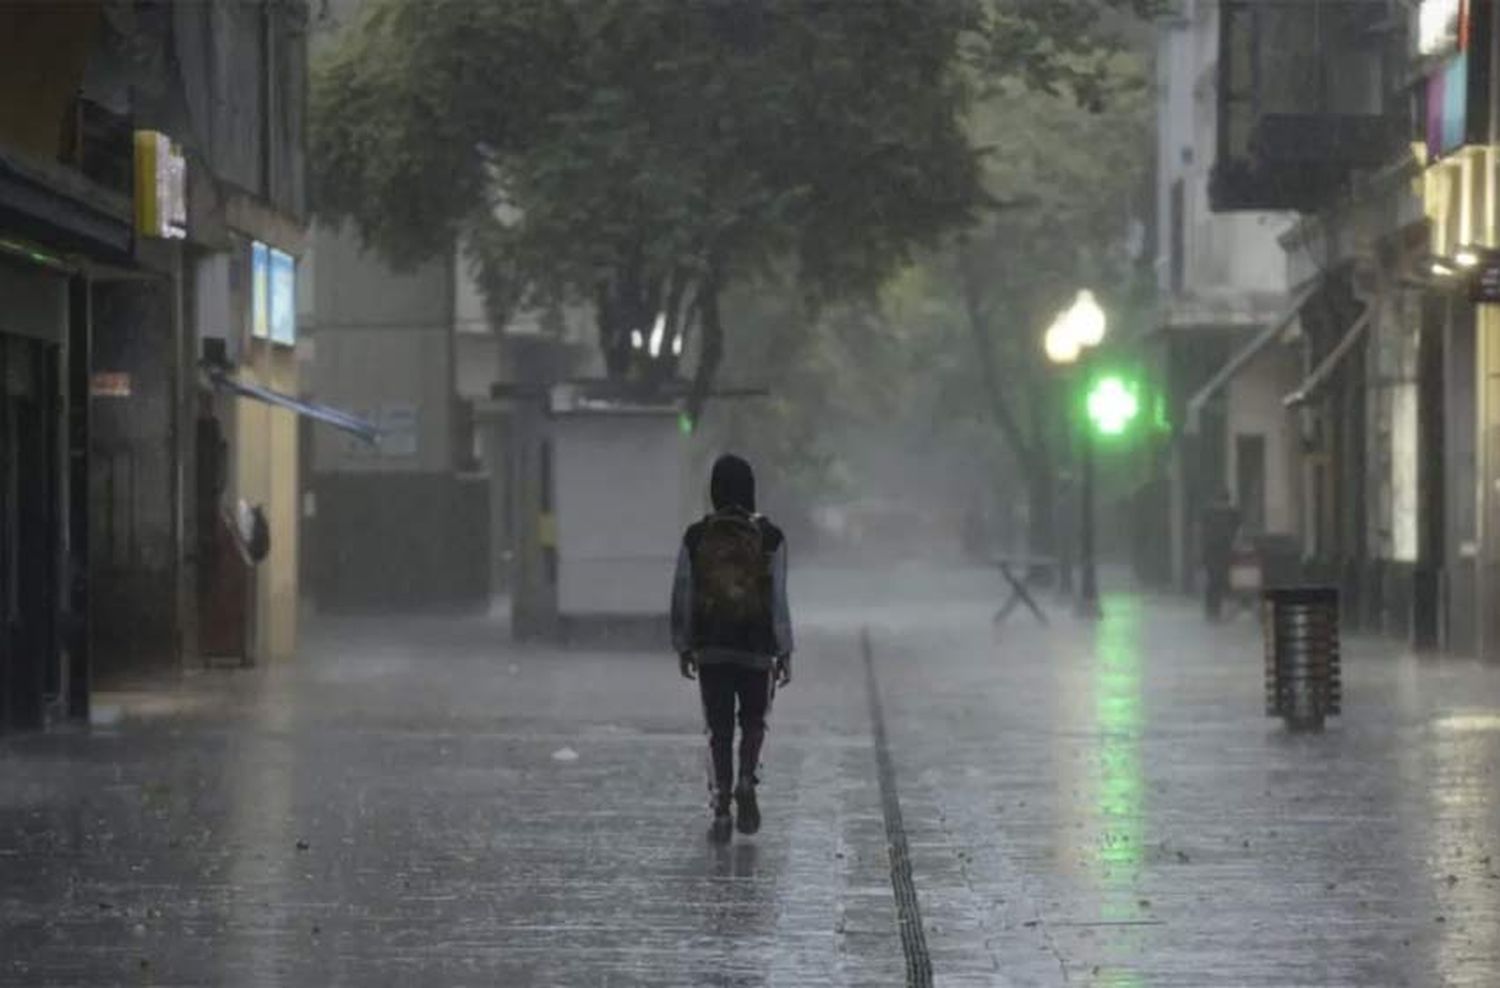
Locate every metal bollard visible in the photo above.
<box><xmin>1263</xmin><ymin>587</ymin><xmax>1341</xmax><ymax>732</ymax></box>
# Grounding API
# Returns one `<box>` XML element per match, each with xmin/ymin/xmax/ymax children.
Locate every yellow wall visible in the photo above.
<box><xmin>233</xmin><ymin>340</ymin><xmax>300</xmax><ymax>663</ymax></box>
<box><xmin>1422</xmin><ymin>146</ymin><xmax>1496</xmax><ymax>255</ymax></box>
<box><xmin>1424</xmin><ymin>145</ymin><xmax>1500</xmax><ymax>658</ymax></box>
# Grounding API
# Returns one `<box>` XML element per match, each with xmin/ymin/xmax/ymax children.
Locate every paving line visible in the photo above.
<box><xmin>861</xmin><ymin>626</ymin><xmax>933</xmax><ymax>988</ymax></box>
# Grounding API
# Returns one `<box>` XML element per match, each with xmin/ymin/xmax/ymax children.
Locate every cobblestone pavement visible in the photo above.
<box><xmin>2</xmin><ymin>565</ymin><xmax>1500</xmax><ymax>986</ymax></box>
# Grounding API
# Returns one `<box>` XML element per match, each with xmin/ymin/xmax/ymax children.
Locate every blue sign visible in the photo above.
<box><xmin>1427</xmin><ymin>53</ymin><xmax>1469</xmax><ymax>160</ymax></box>
<box><xmin>251</xmin><ymin>241</ymin><xmax>269</xmax><ymax>339</ymax></box>
<box><xmin>269</xmin><ymin>248</ymin><xmax>296</xmax><ymax>347</ymax></box>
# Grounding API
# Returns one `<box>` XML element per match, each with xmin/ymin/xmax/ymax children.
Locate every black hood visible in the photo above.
<box><xmin>710</xmin><ymin>454</ymin><xmax>756</xmax><ymax>513</ymax></box>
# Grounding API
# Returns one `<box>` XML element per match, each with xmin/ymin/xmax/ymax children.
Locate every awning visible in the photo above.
<box><xmin>206</xmin><ymin>369</ymin><xmax>379</xmax><ymax>444</ymax></box>
<box><xmin>1283</xmin><ymin>306</ymin><xmax>1373</xmax><ymax>408</ymax></box>
<box><xmin>0</xmin><ymin>146</ymin><xmax>134</xmax><ymax>262</ymax></box>
<box><xmin>1184</xmin><ymin>281</ymin><xmax>1319</xmax><ymax>434</ymax></box>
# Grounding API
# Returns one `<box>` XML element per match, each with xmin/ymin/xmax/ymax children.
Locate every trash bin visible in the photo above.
<box><xmin>1263</xmin><ymin>587</ymin><xmax>1341</xmax><ymax>731</ymax></box>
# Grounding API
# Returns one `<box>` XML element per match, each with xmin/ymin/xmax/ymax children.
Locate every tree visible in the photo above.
<box><xmin>709</xmin><ymin>43</ymin><xmax>1155</xmax><ymax>556</ymax></box>
<box><xmin>310</xmin><ymin>0</ymin><xmax>1159</xmax><ymax>414</ymax></box>
<box><xmin>312</xmin><ymin>0</ymin><xmax>982</xmax><ymax>413</ymax></box>
<box><xmin>948</xmin><ymin>52</ymin><xmax>1155</xmax><ymax>561</ymax></box>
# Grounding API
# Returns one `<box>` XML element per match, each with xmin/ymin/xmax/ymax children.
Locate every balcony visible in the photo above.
<box><xmin>1212</xmin><ymin>0</ymin><xmax>1408</xmax><ymax>212</ymax></box>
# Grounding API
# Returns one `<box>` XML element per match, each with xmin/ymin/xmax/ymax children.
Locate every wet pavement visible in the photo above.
<box><xmin>2</xmin><ymin>565</ymin><xmax>1500</xmax><ymax>986</ymax></box>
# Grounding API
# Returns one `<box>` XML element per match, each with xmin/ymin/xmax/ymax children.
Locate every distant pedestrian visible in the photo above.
<box><xmin>671</xmin><ymin>454</ymin><xmax>794</xmax><ymax>844</ymax></box>
<box><xmin>1200</xmin><ymin>490</ymin><xmax>1241</xmax><ymax>621</ymax></box>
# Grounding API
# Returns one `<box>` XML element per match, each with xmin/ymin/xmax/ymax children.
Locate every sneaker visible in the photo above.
<box><xmin>709</xmin><ymin>791</ymin><xmax>733</xmax><ymax>844</ymax></box>
<box><xmin>734</xmin><ymin>781</ymin><xmax>760</xmax><ymax>835</ymax></box>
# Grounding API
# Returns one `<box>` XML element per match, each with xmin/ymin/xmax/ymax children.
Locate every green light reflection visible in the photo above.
<box><xmin>1094</xmin><ymin>599</ymin><xmax>1145</xmax><ymax>909</ymax></box>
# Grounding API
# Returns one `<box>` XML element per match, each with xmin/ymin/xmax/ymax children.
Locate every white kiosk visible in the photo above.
<box><xmin>503</xmin><ymin>382</ymin><xmax>688</xmax><ymax>643</ymax></box>
<box><xmin>552</xmin><ymin>395</ymin><xmax>685</xmax><ymax>621</ymax></box>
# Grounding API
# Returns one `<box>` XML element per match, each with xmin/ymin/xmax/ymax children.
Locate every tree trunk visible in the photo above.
<box><xmin>956</xmin><ymin>241</ymin><xmax>1065</xmax><ymax>576</ymax></box>
<box><xmin>1023</xmin><ymin>374</ymin><xmax>1058</xmax><ymax>572</ymax></box>
<box><xmin>641</xmin><ymin>268</ymin><xmax>693</xmax><ymax>390</ymax></box>
<box><xmin>596</xmin><ymin>283</ymin><xmax>632</xmax><ymax>379</ymax></box>
<box><xmin>597</xmin><ymin>251</ymin><xmax>661</xmax><ymax>381</ymax></box>
<box><xmin>686</xmin><ymin>268</ymin><xmax>724</xmax><ymax>425</ymax></box>
<box><xmin>1026</xmin><ymin>455</ymin><xmax>1056</xmax><ymax>570</ymax></box>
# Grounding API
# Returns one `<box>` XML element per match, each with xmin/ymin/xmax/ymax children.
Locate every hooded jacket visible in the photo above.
<box><xmin>670</xmin><ymin>455</ymin><xmax>794</xmax><ymax>668</ymax></box>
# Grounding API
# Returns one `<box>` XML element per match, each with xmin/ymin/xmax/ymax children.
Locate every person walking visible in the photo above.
<box><xmin>671</xmin><ymin>454</ymin><xmax>794</xmax><ymax>843</ymax></box>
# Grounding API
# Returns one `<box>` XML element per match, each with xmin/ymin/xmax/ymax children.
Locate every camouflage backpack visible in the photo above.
<box><xmin>692</xmin><ymin>510</ymin><xmax>771</xmax><ymax>634</ymax></box>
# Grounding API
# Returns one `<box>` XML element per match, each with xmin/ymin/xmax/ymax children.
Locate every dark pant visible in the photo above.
<box><xmin>698</xmin><ymin>664</ymin><xmax>774</xmax><ymax>796</ymax></box>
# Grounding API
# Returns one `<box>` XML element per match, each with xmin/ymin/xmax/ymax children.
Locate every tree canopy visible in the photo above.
<box><xmin>709</xmin><ymin>46</ymin><xmax>1154</xmax><ymax>549</ymax></box>
<box><xmin>310</xmin><ymin>0</ymin><xmax>1157</xmax><ymax>410</ymax></box>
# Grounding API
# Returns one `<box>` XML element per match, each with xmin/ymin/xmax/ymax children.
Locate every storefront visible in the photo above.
<box><xmin>0</xmin><ymin>256</ymin><xmax>68</xmax><ymax>731</ymax></box>
<box><xmin>1415</xmin><ymin>0</ymin><xmax>1500</xmax><ymax>656</ymax></box>
<box><xmin>196</xmin><ymin>230</ymin><xmax>375</xmax><ymax>664</ymax></box>
<box><xmin>0</xmin><ymin>145</ymin><xmax>134</xmax><ymax>727</ymax></box>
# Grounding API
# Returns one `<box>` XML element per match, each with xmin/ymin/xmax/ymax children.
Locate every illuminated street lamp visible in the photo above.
<box><xmin>1044</xmin><ymin>321</ymin><xmax>1082</xmax><ymax>365</ymax></box>
<box><xmin>1042</xmin><ymin>289</ymin><xmax>1109</xmax><ymax>619</ymax></box>
<box><xmin>1043</xmin><ymin>290</ymin><xmax>1105</xmax><ymax>364</ymax></box>
<box><xmin>1068</xmin><ymin>289</ymin><xmax>1107</xmax><ymax>347</ymax></box>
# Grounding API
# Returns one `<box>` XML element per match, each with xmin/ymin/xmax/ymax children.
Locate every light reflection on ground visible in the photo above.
<box><xmin>1090</xmin><ymin>597</ymin><xmax>1147</xmax><ymax>986</ymax></box>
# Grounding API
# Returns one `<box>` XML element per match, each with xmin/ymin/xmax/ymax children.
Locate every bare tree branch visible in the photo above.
<box><xmin>687</xmin><ymin>252</ymin><xmax>726</xmax><ymax>424</ymax></box>
<box><xmin>958</xmin><ymin>241</ymin><xmax>1040</xmax><ymax>479</ymax></box>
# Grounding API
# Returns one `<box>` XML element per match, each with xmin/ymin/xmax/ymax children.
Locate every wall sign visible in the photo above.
<box><xmin>251</xmin><ymin>241</ymin><xmax>270</xmax><ymax>339</ymax></box>
<box><xmin>1426</xmin><ymin>53</ymin><xmax>1470</xmax><ymax>160</ymax></box>
<box><xmin>1472</xmin><ymin>253</ymin><xmax>1500</xmax><ymax>302</ymax></box>
<box><xmin>269</xmin><ymin>248</ymin><xmax>296</xmax><ymax>347</ymax></box>
<box><xmin>133</xmin><ymin>131</ymin><xmax>187</xmax><ymax>239</ymax></box>
<box><xmin>250</xmin><ymin>241</ymin><xmax>296</xmax><ymax>347</ymax></box>
<box><xmin>89</xmin><ymin>372</ymin><xmax>131</xmax><ymax>398</ymax></box>
<box><xmin>378</xmin><ymin>405</ymin><xmax>418</xmax><ymax>457</ymax></box>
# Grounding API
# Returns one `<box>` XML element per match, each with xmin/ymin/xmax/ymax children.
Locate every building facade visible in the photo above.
<box><xmin>0</xmin><ymin>0</ymin><xmax>316</xmax><ymax>733</ymax></box>
<box><xmin>1404</xmin><ymin>0</ymin><xmax>1500</xmax><ymax>655</ymax></box>
<box><xmin>0</xmin><ymin>13</ymin><xmax>126</xmax><ymax>726</ymax></box>
<box><xmin>302</xmin><ymin>225</ymin><xmax>493</xmax><ymax>611</ymax></box>
<box><xmin>1153</xmin><ymin>0</ymin><xmax>1302</xmax><ymax>592</ymax></box>
<box><xmin>1199</xmin><ymin>0</ymin><xmax>1500</xmax><ymax>658</ymax></box>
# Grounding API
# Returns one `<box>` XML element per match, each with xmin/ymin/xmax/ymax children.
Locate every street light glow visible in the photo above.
<box><xmin>1042</xmin><ymin>289</ymin><xmax>1107</xmax><ymax>364</ymax></box>
<box><xmin>648</xmin><ymin>312</ymin><xmax>667</xmax><ymax>357</ymax></box>
<box><xmin>1068</xmin><ymin>289</ymin><xmax>1107</xmax><ymax>348</ymax></box>
<box><xmin>1044</xmin><ymin>322</ymin><xmax>1081</xmax><ymax>364</ymax></box>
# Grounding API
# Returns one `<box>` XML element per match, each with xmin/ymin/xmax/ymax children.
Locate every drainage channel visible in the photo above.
<box><xmin>861</xmin><ymin>627</ymin><xmax>933</xmax><ymax>988</ymax></box>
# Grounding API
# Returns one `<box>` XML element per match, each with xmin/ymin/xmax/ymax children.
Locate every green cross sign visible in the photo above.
<box><xmin>1086</xmin><ymin>375</ymin><xmax>1140</xmax><ymax>437</ymax></box>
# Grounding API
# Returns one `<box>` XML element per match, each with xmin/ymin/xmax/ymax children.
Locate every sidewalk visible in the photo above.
<box><xmin>868</xmin><ymin>584</ymin><xmax>1500</xmax><ymax>987</ymax></box>
<box><xmin>1</xmin><ymin>584</ymin><xmax>908</xmax><ymax>986</ymax></box>
<box><xmin>0</xmin><ymin>566</ymin><xmax>1497</xmax><ymax>986</ymax></box>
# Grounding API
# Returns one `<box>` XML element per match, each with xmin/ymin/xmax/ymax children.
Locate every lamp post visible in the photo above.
<box><xmin>1043</xmin><ymin>290</ymin><xmax>1108</xmax><ymax>619</ymax></box>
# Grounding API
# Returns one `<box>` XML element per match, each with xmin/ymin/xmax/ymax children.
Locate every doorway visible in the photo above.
<box><xmin>1235</xmin><ymin>433</ymin><xmax>1267</xmax><ymax>536</ymax></box>
<box><xmin>1</xmin><ymin>335</ymin><xmax>61</xmax><ymax>732</ymax></box>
